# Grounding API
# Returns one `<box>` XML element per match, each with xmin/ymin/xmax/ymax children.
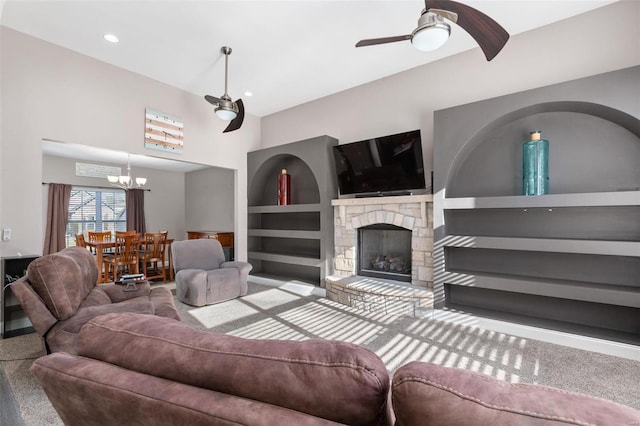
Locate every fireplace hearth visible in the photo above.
<box><xmin>327</xmin><ymin>194</ymin><xmax>434</xmax><ymax>316</ymax></box>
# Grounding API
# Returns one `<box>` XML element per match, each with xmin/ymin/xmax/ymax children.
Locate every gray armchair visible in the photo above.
<box><xmin>171</xmin><ymin>239</ymin><xmax>252</xmax><ymax>306</ymax></box>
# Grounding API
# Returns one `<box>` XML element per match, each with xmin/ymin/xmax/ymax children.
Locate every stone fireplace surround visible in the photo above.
<box><xmin>326</xmin><ymin>194</ymin><xmax>434</xmax><ymax>316</ymax></box>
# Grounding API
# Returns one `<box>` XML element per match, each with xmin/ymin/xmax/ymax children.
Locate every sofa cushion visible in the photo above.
<box><xmin>392</xmin><ymin>361</ymin><xmax>640</xmax><ymax>426</ymax></box>
<box><xmin>31</xmin><ymin>352</ymin><xmax>346</xmax><ymax>426</ymax></box>
<box><xmin>80</xmin><ymin>287</ymin><xmax>112</xmax><ymax>307</ymax></box>
<box><xmin>78</xmin><ymin>313</ymin><xmax>391</xmax><ymax>426</ymax></box>
<box><xmin>27</xmin><ymin>247</ymin><xmax>98</xmax><ymax>320</ymax></box>
<box><xmin>46</xmin><ymin>302</ymin><xmax>154</xmax><ymax>355</ymax></box>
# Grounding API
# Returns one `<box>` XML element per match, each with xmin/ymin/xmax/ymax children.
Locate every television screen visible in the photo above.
<box><xmin>332</xmin><ymin>130</ymin><xmax>426</xmax><ymax>196</ymax></box>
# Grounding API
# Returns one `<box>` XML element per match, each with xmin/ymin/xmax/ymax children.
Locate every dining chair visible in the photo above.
<box><xmin>141</xmin><ymin>232</ymin><xmax>167</xmax><ymax>282</ymax></box>
<box><xmin>88</xmin><ymin>231</ymin><xmax>113</xmax><ymax>255</ymax></box>
<box><xmin>75</xmin><ymin>234</ymin><xmax>87</xmax><ymax>249</ymax></box>
<box><xmin>103</xmin><ymin>234</ymin><xmax>140</xmax><ymax>283</ymax></box>
<box><xmin>116</xmin><ymin>230</ymin><xmax>138</xmax><ymax>238</ymax></box>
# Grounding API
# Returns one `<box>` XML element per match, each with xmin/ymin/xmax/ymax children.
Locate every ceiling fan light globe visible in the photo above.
<box><xmin>412</xmin><ymin>23</ymin><xmax>450</xmax><ymax>52</ymax></box>
<box><xmin>215</xmin><ymin>107</ymin><xmax>237</xmax><ymax>121</ymax></box>
<box><xmin>107</xmin><ymin>175</ymin><xmax>119</xmax><ymax>183</ymax></box>
<box><xmin>136</xmin><ymin>177</ymin><xmax>147</xmax><ymax>186</ymax></box>
<box><xmin>119</xmin><ymin>176</ymin><xmax>131</xmax><ymax>185</ymax></box>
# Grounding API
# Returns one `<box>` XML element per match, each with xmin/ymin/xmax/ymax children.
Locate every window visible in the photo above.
<box><xmin>66</xmin><ymin>188</ymin><xmax>126</xmax><ymax>247</ymax></box>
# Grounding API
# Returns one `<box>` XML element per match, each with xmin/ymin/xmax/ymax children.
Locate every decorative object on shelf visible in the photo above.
<box><xmin>522</xmin><ymin>130</ymin><xmax>549</xmax><ymax>196</ymax></box>
<box><xmin>107</xmin><ymin>154</ymin><xmax>147</xmax><ymax>190</ymax></box>
<box><xmin>278</xmin><ymin>168</ymin><xmax>291</xmax><ymax>205</ymax></box>
<box><xmin>145</xmin><ymin>108</ymin><xmax>184</xmax><ymax>154</ymax></box>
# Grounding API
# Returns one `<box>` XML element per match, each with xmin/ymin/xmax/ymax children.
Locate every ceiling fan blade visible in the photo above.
<box><xmin>223</xmin><ymin>99</ymin><xmax>244</xmax><ymax>133</ymax></box>
<box><xmin>356</xmin><ymin>34</ymin><xmax>412</xmax><ymax>47</ymax></box>
<box><xmin>204</xmin><ymin>95</ymin><xmax>221</xmax><ymax>106</ymax></box>
<box><xmin>425</xmin><ymin>0</ymin><xmax>509</xmax><ymax>61</ymax></box>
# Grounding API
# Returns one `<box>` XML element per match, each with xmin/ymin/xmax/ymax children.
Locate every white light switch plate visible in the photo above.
<box><xmin>2</xmin><ymin>228</ymin><xmax>11</xmax><ymax>241</ymax></box>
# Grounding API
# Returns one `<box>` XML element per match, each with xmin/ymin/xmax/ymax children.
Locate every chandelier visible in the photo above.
<box><xmin>107</xmin><ymin>154</ymin><xmax>147</xmax><ymax>190</ymax></box>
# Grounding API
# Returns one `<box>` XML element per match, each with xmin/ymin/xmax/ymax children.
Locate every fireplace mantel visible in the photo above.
<box><xmin>331</xmin><ymin>194</ymin><xmax>432</xmax><ymax>206</ymax></box>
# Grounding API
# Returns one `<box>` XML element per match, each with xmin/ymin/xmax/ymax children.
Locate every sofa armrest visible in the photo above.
<box><xmin>98</xmin><ymin>281</ymin><xmax>151</xmax><ymax>303</ymax></box>
<box><xmin>8</xmin><ymin>277</ymin><xmax>58</xmax><ymax>336</ymax></box>
<box><xmin>220</xmin><ymin>261</ymin><xmax>252</xmax><ymax>295</ymax></box>
<box><xmin>220</xmin><ymin>261</ymin><xmax>252</xmax><ymax>275</ymax></box>
<box><xmin>50</xmin><ymin>302</ymin><xmax>155</xmax><ymax>337</ymax></box>
<box><xmin>44</xmin><ymin>301</ymin><xmax>155</xmax><ymax>355</ymax></box>
<box><xmin>392</xmin><ymin>361</ymin><xmax>640</xmax><ymax>426</ymax></box>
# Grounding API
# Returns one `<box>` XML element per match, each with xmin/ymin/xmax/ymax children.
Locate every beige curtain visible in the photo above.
<box><xmin>43</xmin><ymin>183</ymin><xmax>72</xmax><ymax>255</ymax></box>
<box><xmin>126</xmin><ymin>188</ymin><xmax>146</xmax><ymax>234</ymax></box>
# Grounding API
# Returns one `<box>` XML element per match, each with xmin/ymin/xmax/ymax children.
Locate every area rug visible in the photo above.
<box><xmin>1</xmin><ymin>279</ymin><xmax>639</xmax><ymax>425</ymax></box>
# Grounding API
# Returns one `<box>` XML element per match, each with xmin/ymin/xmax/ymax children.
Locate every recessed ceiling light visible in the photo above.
<box><xmin>103</xmin><ymin>33</ymin><xmax>119</xmax><ymax>43</ymax></box>
<box><xmin>244</xmin><ymin>91</ymin><xmax>253</xmax><ymax>97</ymax></box>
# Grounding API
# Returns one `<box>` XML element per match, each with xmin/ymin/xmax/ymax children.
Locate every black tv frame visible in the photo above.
<box><xmin>332</xmin><ymin>129</ymin><xmax>427</xmax><ymax>198</ymax></box>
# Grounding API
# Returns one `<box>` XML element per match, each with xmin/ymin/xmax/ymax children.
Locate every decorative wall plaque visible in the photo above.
<box><xmin>145</xmin><ymin>108</ymin><xmax>184</xmax><ymax>154</ymax></box>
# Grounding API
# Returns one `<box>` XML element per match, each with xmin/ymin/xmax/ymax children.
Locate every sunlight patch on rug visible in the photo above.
<box><xmin>277</xmin><ymin>302</ymin><xmax>386</xmax><ymax>345</ymax></box>
<box><xmin>227</xmin><ymin>317</ymin><xmax>308</xmax><ymax>341</ymax></box>
<box><xmin>278</xmin><ymin>282</ymin><xmax>325</xmax><ymax>297</ymax></box>
<box><xmin>188</xmin><ymin>300</ymin><xmax>259</xmax><ymax>328</ymax></box>
<box><xmin>242</xmin><ymin>288</ymin><xmax>301</xmax><ymax>310</ymax></box>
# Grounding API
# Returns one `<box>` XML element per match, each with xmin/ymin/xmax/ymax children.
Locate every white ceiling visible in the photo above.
<box><xmin>2</xmin><ymin>0</ymin><xmax>616</xmax><ymax>118</ymax></box>
<box><xmin>3</xmin><ymin>1</ymin><xmax>617</xmax><ymax>171</ymax></box>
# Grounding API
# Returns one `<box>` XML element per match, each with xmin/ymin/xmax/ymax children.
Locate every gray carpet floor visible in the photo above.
<box><xmin>1</xmin><ymin>280</ymin><xmax>639</xmax><ymax>425</ymax></box>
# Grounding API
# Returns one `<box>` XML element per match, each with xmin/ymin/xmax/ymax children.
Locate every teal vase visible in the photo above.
<box><xmin>522</xmin><ymin>131</ymin><xmax>549</xmax><ymax>196</ymax></box>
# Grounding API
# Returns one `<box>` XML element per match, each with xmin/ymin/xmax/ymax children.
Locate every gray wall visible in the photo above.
<box><xmin>3</xmin><ymin>1</ymin><xmax>639</xmax><ymax>261</ymax></box>
<box><xmin>185</xmin><ymin>167</ymin><xmax>235</xmax><ymax>235</ymax></box>
<box><xmin>260</xmin><ymin>1</ymin><xmax>640</xmax><ymax>177</ymax></box>
<box><xmin>42</xmin><ymin>155</ymin><xmax>187</xmax><ymax>240</ymax></box>
<box><xmin>0</xmin><ymin>27</ymin><xmax>260</xmax><ymax>258</ymax></box>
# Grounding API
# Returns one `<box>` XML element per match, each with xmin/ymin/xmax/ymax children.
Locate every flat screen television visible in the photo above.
<box><xmin>332</xmin><ymin>129</ymin><xmax>426</xmax><ymax>197</ymax></box>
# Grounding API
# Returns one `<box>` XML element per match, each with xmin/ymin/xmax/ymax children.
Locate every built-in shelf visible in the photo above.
<box><xmin>441</xmin><ymin>271</ymin><xmax>640</xmax><ymax>308</ymax></box>
<box><xmin>248</xmin><ymin>251</ymin><xmax>322</xmax><ymax>267</ymax></box>
<box><xmin>4</xmin><ymin>304</ymin><xmax>25</xmax><ymax>313</ymax></box>
<box><xmin>247</xmin><ymin>135</ymin><xmax>338</xmax><ymax>286</ymax></box>
<box><xmin>439</xmin><ymin>236</ymin><xmax>640</xmax><ymax>257</ymax></box>
<box><xmin>2</xmin><ymin>255</ymin><xmax>39</xmax><ymax>338</ymax></box>
<box><xmin>248</xmin><ymin>204</ymin><xmax>321</xmax><ymax>214</ymax></box>
<box><xmin>247</xmin><ymin>229</ymin><xmax>322</xmax><ymax>239</ymax></box>
<box><xmin>433</xmin><ymin>68</ymin><xmax>640</xmax><ymax>345</ymax></box>
<box><xmin>441</xmin><ymin>302</ymin><xmax>640</xmax><ymax>347</ymax></box>
<box><xmin>443</xmin><ymin>191</ymin><xmax>640</xmax><ymax>210</ymax></box>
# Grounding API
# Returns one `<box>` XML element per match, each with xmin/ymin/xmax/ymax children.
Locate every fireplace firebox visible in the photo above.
<box><xmin>358</xmin><ymin>224</ymin><xmax>411</xmax><ymax>282</ymax></box>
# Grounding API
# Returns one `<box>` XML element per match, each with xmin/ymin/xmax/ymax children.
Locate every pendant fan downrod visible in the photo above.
<box><xmin>204</xmin><ymin>46</ymin><xmax>245</xmax><ymax>133</ymax></box>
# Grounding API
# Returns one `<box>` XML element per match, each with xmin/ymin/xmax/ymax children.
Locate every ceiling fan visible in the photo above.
<box><xmin>204</xmin><ymin>46</ymin><xmax>245</xmax><ymax>133</ymax></box>
<box><xmin>356</xmin><ymin>0</ymin><xmax>509</xmax><ymax>61</ymax></box>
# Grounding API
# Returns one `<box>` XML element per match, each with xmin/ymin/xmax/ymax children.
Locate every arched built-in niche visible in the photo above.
<box><xmin>433</xmin><ymin>68</ymin><xmax>640</xmax><ymax>349</ymax></box>
<box><xmin>248</xmin><ymin>153</ymin><xmax>320</xmax><ymax>206</ymax></box>
<box><xmin>246</xmin><ymin>135</ymin><xmax>338</xmax><ymax>286</ymax></box>
<box><xmin>445</xmin><ymin>101</ymin><xmax>640</xmax><ymax>198</ymax></box>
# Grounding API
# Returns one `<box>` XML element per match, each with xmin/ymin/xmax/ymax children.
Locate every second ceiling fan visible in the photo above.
<box><xmin>205</xmin><ymin>46</ymin><xmax>245</xmax><ymax>133</ymax></box>
<box><xmin>356</xmin><ymin>0</ymin><xmax>509</xmax><ymax>61</ymax></box>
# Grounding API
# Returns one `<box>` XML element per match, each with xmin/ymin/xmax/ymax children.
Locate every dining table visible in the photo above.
<box><xmin>86</xmin><ymin>238</ymin><xmax>174</xmax><ymax>284</ymax></box>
